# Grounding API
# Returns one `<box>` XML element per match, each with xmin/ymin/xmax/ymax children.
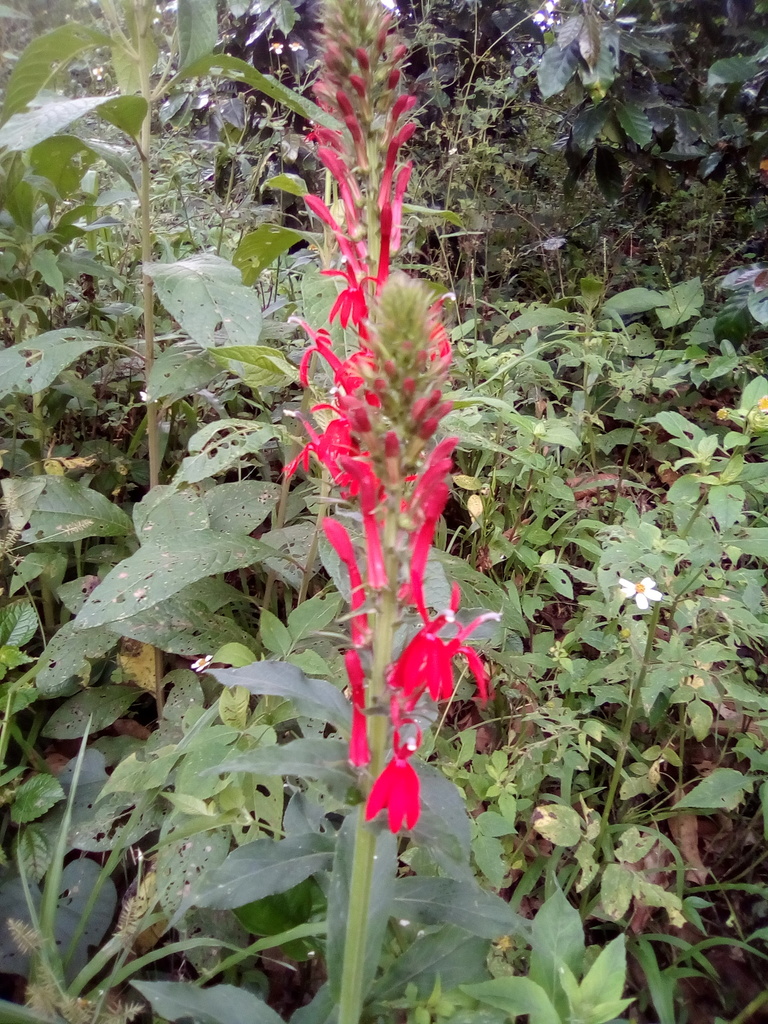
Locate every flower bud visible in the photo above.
<box><xmin>387</xmin><ymin>68</ymin><xmax>401</xmax><ymax>90</ymax></box>
<box><xmin>355</xmin><ymin>47</ymin><xmax>370</xmax><ymax>71</ymax></box>
<box><xmin>348</xmin><ymin>74</ymin><xmax>367</xmax><ymax>99</ymax></box>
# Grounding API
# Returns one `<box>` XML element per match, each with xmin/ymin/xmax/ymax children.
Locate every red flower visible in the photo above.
<box><xmin>345</xmin><ymin>649</ymin><xmax>371</xmax><ymax>766</ymax></box>
<box><xmin>323</xmin><ymin>518</ymin><xmax>370</xmax><ymax>647</ymax></box>
<box><xmin>324</xmin><ymin>265</ymin><xmax>371</xmax><ymax>329</ymax></box>
<box><xmin>365</xmin><ymin>735</ymin><xmax>420</xmax><ymax>832</ymax></box>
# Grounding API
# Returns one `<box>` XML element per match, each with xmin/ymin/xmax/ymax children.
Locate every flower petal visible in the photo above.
<box><xmin>639</xmin><ymin>577</ymin><xmax>657</xmax><ymax>591</ymax></box>
<box><xmin>635</xmin><ymin>592</ymin><xmax>650</xmax><ymax>611</ymax></box>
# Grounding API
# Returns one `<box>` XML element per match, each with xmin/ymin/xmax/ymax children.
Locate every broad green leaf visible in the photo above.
<box><xmin>0</xmin><ymin>329</ymin><xmax>112</xmax><ymax>396</ymax></box>
<box><xmin>213</xmin><ymin>343</ymin><xmax>298</xmax><ymax>388</ymax></box>
<box><xmin>233</xmin><ymin>223</ymin><xmax>308</xmax><ymax>285</ymax></box>
<box><xmin>204</xmin><ymin>480</ymin><xmax>281</xmax><ymax>534</ymax></box>
<box><xmin>186</xmin><ymin>833</ymin><xmax>335</xmax><ymax>911</ymax></box>
<box><xmin>145</xmin><ymin>345</ymin><xmax>221</xmax><ymax>402</ymax></box>
<box><xmin>259</xmin><ymin>609</ymin><xmax>292</xmax><ymax>657</ymax></box>
<box><xmin>156</xmin><ymin>827</ymin><xmax>231</xmax><ymax>916</ymax></box>
<box><xmin>537</xmin><ymin>44</ymin><xmax>579</xmax><ymax>99</ymax></box>
<box><xmin>74</xmin><ymin>136</ymin><xmax>139</xmax><ymax>191</ymax></box>
<box><xmin>133</xmin><ymin>982</ymin><xmax>284</xmax><ymax>1024</ymax></box>
<box><xmin>213</xmin><ymin>738</ymin><xmax>355</xmax><ymax>792</ymax></box>
<box><xmin>11</xmin><ymin>774</ymin><xmax>65</xmax><ymax>824</ymax></box>
<box><xmin>0</xmin><ymin>600</ymin><xmax>37</xmax><ymax>647</ymax></box>
<box><xmin>462</xmin><ymin>977</ymin><xmax>561</xmax><ymax>1024</ymax></box>
<box><xmin>531</xmin><ymin>804</ymin><xmax>582</xmax><ymax>847</ymax></box>
<box><xmin>656</xmin><ymin>277</ymin><xmax>704</xmax><ymax>329</ymax></box>
<box><xmin>42</xmin><ymin>685</ymin><xmax>142</xmax><ymax>739</ymax></box>
<box><xmin>287</xmin><ymin>594</ymin><xmax>344</xmax><ymax>642</ymax></box>
<box><xmin>30</xmin><ymin>249</ymin><xmax>65</xmax><ymax>293</ymax></box>
<box><xmin>0</xmin><ymin>95</ymin><xmax>142</xmax><ymax>151</ymax></box>
<box><xmin>0</xmin><ymin>23</ymin><xmax>110</xmax><ymax>123</ymax></box>
<box><xmin>412</xmin><ymin>763</ymin><xmax>473</xmax><ymax>881</ymax></box>
<box><xmin>578</xmin><ymin>935</ymin><xmax>629</xmax><ymax>1011</ymax></box>
<box><xmin>21</xmin><ymin>477</ymin><xmax>133</xmax><ymax>544</ymax></box>
<box><xmin>392</xmin><ymin>876</ymin><xmax>528</xmax><ymax>940</ymax></box>
<box><xmin>144</xmin><ymin>255</ymin><xmax>263</xmax><ymax>349</ymax></box>
<box><xmin>263</xmin><ymin>172</ymin><xmax>309</xmax><ymax>197</ymax></box>
<box><xmin>178</xmin><ymin>0</ymin><xmax>218</xmax><ymax>72</ymax></box>
<box><xmin>579</xmin><ymin>25</ymin><xmax>619</xmax><ymax>100</ymax></box>
<box><xmin>175</xmin><ymin>420</ymin><xmax>277</xmax><ymax>484</ymax></box>
<box><xmin>36</xmin><ymin>623</ymin><xmax>118</xmax><ymax>696</ymax></box>
<box><xmin>603</xmin><ymin>287</ymin><xmax>665</xmax><ymax>315</ymax></box>
<box><xmin>170</xmin><ymin>53</ymin><xmax>338</xmax><ymax>129</ymax></box>
<box><xmin>530</xmin><ymin>889</ymin><xmax>585</xmax><ymax>1003</ymax></box>
<box><xmin>747</xmin><ymin>286</ymin><xmax>768</xmax><ymax>325</ymax></box>
<box><xmin>133</xmin><ymin>485</ymin><xmax>210</xmax><ymax>540</ymax></box>
<box><xmin>675</xmin><ymin>767</ymin><xmax>754</xmax><ymax>811</ymax></box>
<box><xmin>76</xmin><ymin>532</ymin><xmax>271</xmax><ymax>627</ymax></box>
<box><xmin>708</xmin><ymin>56</ymin><xmax>760</xmax><ymax>87</ymax></box>
<box><xmin>210</xmin><ymin>659</ymin><xmax>349</xmax><ymax>733</ymax></box>
<box><xmin>372</xmin><ymin>925</ymin><xmax>490</xmax><ymax>1003</ymax></box>
<box><xmin>571</xmin><ymin>101</ymin><xmax>609</xmax><ymax>152</ymax></box>
<box><xmin>95</xmin><ymin>95</ymin><xmax>148</xmax><ymax>138</ymax></box>
<box><xmin>616</xmin><ymin>101</ymin><xmax>653</xmax><ymax>147</ymax></box>
<box><xmin>741</xmin><ymin>376</ymin><xmax>768</xmax><ymax>411</ymax></box>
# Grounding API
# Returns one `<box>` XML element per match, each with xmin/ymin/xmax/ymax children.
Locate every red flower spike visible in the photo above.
<box><xmin>344</xmin><ymin>649</ymin><xmax>371</xmax><ymax>766</ymax></box>
<box><xmin>387</xmin><ymin>68</ymin><xmax>401</xmax><ymax>90</ymax></box>
<box><xmin>323</xmin><ymin>518</ymin><xmax>370</xmax><ymax>646</ymax></box>
<box><xmin>355</xmin><ymin>47</ymin><xmax>370</xmax><ymax>71</ymax></box>
<box><xmin>365</xmin><ymin>741</ymin><xmax>421</xmax><ymax>832</ymax></box>
<box><xmin>390</xmin><ymin>163</ymin><xmax>412</xmax><ymax>252</ymax></box>
<box><xmin>338</xmin><ymin>458</ymin><xmax>388</xmax><ymax>590</ymax></box>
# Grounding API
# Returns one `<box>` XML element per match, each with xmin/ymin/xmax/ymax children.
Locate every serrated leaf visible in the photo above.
<box><xmin>76</xmin><ymin>532</ymin><xmax>271</xmax><ymax>627</ymax></box>
<box><xmin>11</xmin><ymin>774</ymin><xmax>65</xmax><ymax>823</ymax></box>
<box><xmin>21</xmin><ymin>477</ymin><xmax>133</xmax><ymax>544</ymax></box>
<box><xmin>1</xmin><ymin>23</ymin><xmax>110</xmax><ymax>123</ymax></box>
<box><xmin>675</xmin><ymin>767</ymin><xmax>754</xmax><ymax>811</ymax></box>
<box><xmin>0</xmin><ymin>601</ymin><xmax>37</xmax><ymax>647</ymax></box>
<box><xmin>233</xmin><ymin>223</ymin><xmax>308</xmax><ymax>285</ymax></box>
<box><xmin>132</xmin><ymin>981</ymin><xmax>284</xmax><ymax>1024</ymax></box>
<box><xmin>42</xmin><ymin>685</ymin><xmax>142</xmax><ymax>739</ymax></box>
<box><xmin>144</xmin><ymin>255</ymin><xmax>263</xmax><ymax>349</ymax></box>
<box><xmin>0</xmin><ymin>329</ymin><xmax>112</xmax><ymax>396</ymax></box>
<box><xmin>178</xmin><ymin>0</ymin><xmax>217</xmax><ymax>72</ymax></box>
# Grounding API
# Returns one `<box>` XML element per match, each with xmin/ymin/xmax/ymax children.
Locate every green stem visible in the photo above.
<box><xmin>337</xmin><ymin>509</ymin><xmax>399</xmax><ymax>1024</ymax></box>
<box><xmin>597</xmin><ymin>600</ymin><xmax>662</xmax><ymax>853</ymax></box>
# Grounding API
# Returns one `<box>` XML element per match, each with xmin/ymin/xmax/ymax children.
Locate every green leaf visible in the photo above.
<box><xmin>531</xmin><ymin>804</ymin><xmax>582</xmax><ymax>847</ymax></box>
<box><xmin>95</xmin><ymin>95</ymin><xmax>148</xmax><ymax>138</ymax></box>
<box><xmin>1</xmin><ymin>23</ymin><xmax>110</xmax><ymax>123</ymax></box>
<box><xmin>600</xmin><ymin>863</ymin><xmax>634</xmax><ymax>920</ymax></box>
<box><xmin>214</xmin><ymin>738</ymin><xmax>355</xmax><ymax>794</ymax></box>
<box><xmin>76</xmin><ymin>532</ymin><xmax>271</xmax><ymax>628</ymax></box>
<box><xmin>594</xmin><ymin>146</ymin><xmax>622</xmax><ymax>202</ymax></box>
<box><xmin>233</xmin><ymin>223</ymin><xmax>308</xmax><ymax>285</ymax></box>
<box><xmin>571</xmin><ymin>101</ymin><xmax>609</xmax><ymax>152</ymax></box>
<box><xmin>21</xmin><ymin>477</ymin><xmax>133</xmax><ymax>544</ymax></box>
<box><xmin>392</xmin><ymin>877</ymin><xmax>527</xmax><ymax>940</ymax></box>
<box><xmin>213</xmin><ymin>344</ymin><xmax>298</xmax><ymax>389</ymax></box>
<box><xmin>656</xmin><ymin>277</ymin><xmax>704</xmax><ymax>329</ymax></box>
<box><xmin>537</xmin><ymin>44</ymin><xmax>579</xmax><ymax>99</ymax></box>
<box><xmin>412</xmin><ymin>764</ymin><xmax>473</xmax><ymax>881</ymax></box>
<box><xmin>185</xmin><ymin>833</ymin><xmax>335</xmax><ymax>911</ymax></box>
<box><xmin>0</xmin><ymin>95</ymin><xmax>140</xmax><ymax>151</ymax></box>
<box><xmin>0</xmin><ymin>329</ymin><xmax>112</xmax><ymax>396</ymax></box>
<box><xmin>578</xmin><ymin>935</ymin><xmax>629</xmax><ymax>1013</ymax></box>
<box><xmin>41</xmin><ymin>685</ymin><xmax>142</xmax><ymax>739</ymax></box>
<box><xmin>530</xmin><ymin>889</ymin><xmax>585</xmax><ymax>1003</ymax></box>
<box><xmin>177</xmin><ymin>0</ymin><xmax>218</xmax><ymax>72</ymax></box>
<box><xmin>30</xmin><ymin>249</ymin><xmax>64</xmax><ymax>293</ymax></box>
<box><xmin>603</xmin><ymin>286</ymin><xmax>665</xmax><ymax>316</ymax></box>
<box><xmin>259</xmin><ymin>609</ymin><xmax>292</xmax><ymax>657</ymax></box>
<box><xmin>461</xmin><ymin>977</ymin><xmax>561</xmax><ymax>1024</ymax></box>
<box><xmin>0</xmin><ymin>600</ymin><xmax>37</xmax><ymax>647</ymax></box>
<box><xmin>372</xmin><ymin>925</ymin><xmax>490</xmax><ymax>1003</ymax></box>
<box><xmin>707</xmin><ymin>56</ymin><xmax>760</xmax><ymax>87</ymax></box>
<box><xmin>36</xmin><ymin>622</ymin><xmax>118</xmax><ymax>696</ymax></box>
<box><xmin>171</xmin><ymin>53</ymin><xmax>338</xmax><ymax>129</ymax></box>
<box><xmin>144</xmin><ymin>255</ymin><xmax>263</xmax><ymax>348</ymax></box>
<box><xmin>263</xmin><ymin>172</ymin><xmax>309</xmax><ymax>197</ymax></box>
<box><xmin>145</xmin><ymin>345</ymin><xmax>221</xmax><ymax>402</ymax></box>
<box><xmin>615</xmin><ymin>101</ymin><xmax>653</xmax><ymax>147</ymax></box>
<box><xmin>675</xmin><ymin>767</ymin><xmax>754</xmax><ymax>811</ymax></box>
<box><xmin>747</xmin><ymin>287</ymin><xmax>768</xmax><ymax>325</ymax></box>
<box><xmin>133</xmin><ymin>982</ymin><xmax>284</xmax><ymax>1024</ymax></box>
<box><xmin>210</xmin><ymin>664</ymin><xmax>351</xmax><ymax>729</ymax></box>
<box><xmin>175</xmin><ymin>419</ymin><xmax>277</xmax><ymax>485</ymax></box>
<box><xmin>11</xmin><ymin>774</ymin><xmax>65</xmax><ymax>823</ymax></box>
<box><xmin>287</xmin><ymin>594</ymin><xmax>343</xmax><ymax>642</ymax></box>
<box><xmin>0</xmin><ymin>998</ymin><xmax>66</xmax><ymax>1023</ymax></box>
<box><xmin>204</xmin><ymin>481</ymin><xmax>281</xmax><ymax>535</ymax></box>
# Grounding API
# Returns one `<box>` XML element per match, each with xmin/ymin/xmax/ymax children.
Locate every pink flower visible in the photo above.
<box><xmin>365</xmin><ymin>736</ymin><xmax>420</xmax><ymax>831</ymax></box>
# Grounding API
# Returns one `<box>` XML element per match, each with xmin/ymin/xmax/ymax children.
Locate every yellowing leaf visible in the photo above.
<box><xmin>118</xmin><ymin>639</ymin><xmax>158</xmax><ymax>693</ymax></box>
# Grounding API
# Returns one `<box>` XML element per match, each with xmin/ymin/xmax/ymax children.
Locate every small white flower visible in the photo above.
<box><xmin>139</xmin><ymin>390</ymin><xmax>148</xmax><ymax>402</ymax></box>
<box><xmin>191</xmin><ymin>655</ymin><xmax>213</xmax><ymax>673</ymax></box>
<box><xmin>618</xmin><ymin>577</ymin><xmax>663</xmax><ymax>611</ymax></box>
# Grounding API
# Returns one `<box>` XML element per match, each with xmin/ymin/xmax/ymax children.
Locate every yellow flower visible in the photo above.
<box><xmin>758</xmin><ymin>396</ymin><xmax>768</xmax><ymax>413</ymax></box>
<box><xmin>716</xmin><ymin>408</ymin><xmax>730</xmax><ymax>421</ymax></box>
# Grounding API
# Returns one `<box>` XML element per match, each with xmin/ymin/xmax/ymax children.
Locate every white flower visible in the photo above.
<box><xmin>618</xmin><ymin>577</ymin><xmax>663</xmax><ymax>611</ymax></box>
<box><xmin>191</xmin><ymin>655</ymin><xmax>213</xmax><ymax>673</ymax></box>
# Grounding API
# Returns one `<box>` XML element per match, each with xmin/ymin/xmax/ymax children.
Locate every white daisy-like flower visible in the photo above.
<box><xmin>618</xmin><ymin>577</ymin><xmax>663</xmax><ymax>611</ymax></box>
<box><xmin>191</xmin><ymin>655</ymin><xmax>213</xmax><ymax>673</ymax></box>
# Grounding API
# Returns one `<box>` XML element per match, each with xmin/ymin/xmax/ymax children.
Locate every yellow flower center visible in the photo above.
<box><xmin>636</xmin><ymin>583</ymin><xmax>646</xmax><ymax>593</ymax></box>
<box><xmin>759</xmin><ymin>396</ymin><xmax>768</xmax><ymax>413</ymax></box>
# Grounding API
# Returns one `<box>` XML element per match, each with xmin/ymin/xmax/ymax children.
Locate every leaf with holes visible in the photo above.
<box><xmin>145</xmin><ymin>346</ymin><xmax>221</xmax><ymax>402</ymax></box>
<box><xmin>156</xmin><ymin>827</ymin><xmax>231</xmax><ymax>915</ymax></box>
<box><xmin>213</xmin><ymin>344</ymin><xmax>298</xmax><ymax>389</ymax></box>
<box><xmin>233</xmin><ymin>223</ymin><xmax>308</xmax><ymax>285</ymax></box>
<box><xmin>204</xmin><ymin>480</ymin><xmax>281</xmax><ymax>534</ymax></box>
<box><xmin>41</xmin><ymin>685</ymin><xmax>142</xmax><ymax>739</ymax></box>
<box><xmin>144</xmin><ymin>255</ymin><xmax>263</xmax><ymax>349</ymax></box>
<box><xmin>0</xmin><ymin>329</ymin><xmax>113</xmax><ymax>396</ymax></box>
<box><xmin>76</xmin><ymin>532</ymin><xmax>271</xmax><ymax>628</ymax></box>
<box><xmin>175</xmin><ymin>420</ymin><xmax>277</xmax><ymax>484</ymax></box>
<box><xmin>21</xmin><ymin>477</ymin><xmax>133</xmax><ymax>544</ymax></box>
<box><xmin>36</xmin><ymin>622</ymin><xmax>119</xmax><ymax>696</ymax></box>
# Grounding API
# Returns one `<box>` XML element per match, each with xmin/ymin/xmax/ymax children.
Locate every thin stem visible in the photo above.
<box><xmin>597</xmin><ymin>600</ymin><xmax>662</xmax><ymax>853</ymax></box>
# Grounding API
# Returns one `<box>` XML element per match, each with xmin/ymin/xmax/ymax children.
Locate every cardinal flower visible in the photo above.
<box><xmin>365</xmin><ymin>733</ymin><xmax>420</xmax><ymax>831</ymax></box>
